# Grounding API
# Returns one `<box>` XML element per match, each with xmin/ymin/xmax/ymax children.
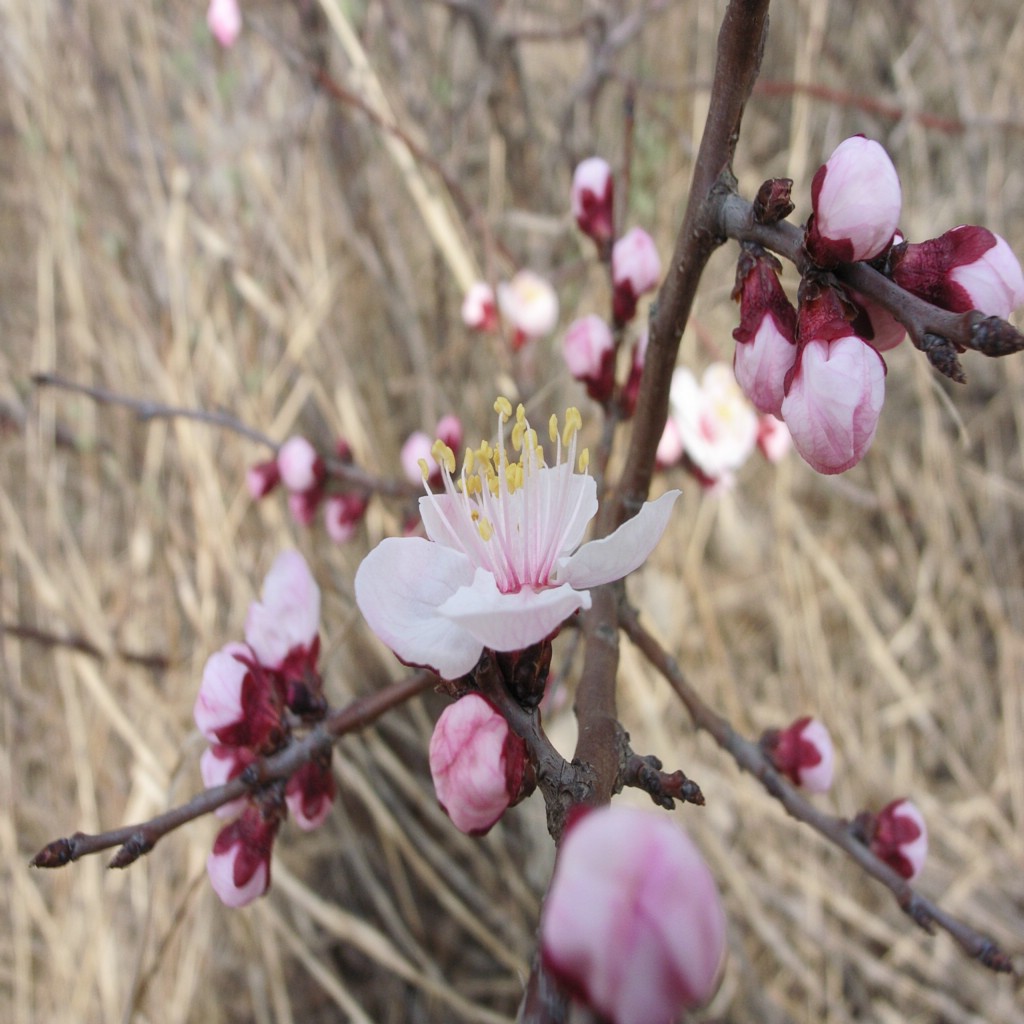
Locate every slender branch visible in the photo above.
<box><xmin>30</xmin><ymin>670</ymin><xmax>436</xmax><ymax>870</ymax></box>
<box><xmin>619</xmin><ymin>606</ymin><xmax>1016</xmax><ymax>974</ymax></box>
<box><xmin>614</xmin><ymin>0</ymin><xmax>771</xmax><ymax>523</ymax></box>
<box><xmin>2</xmin><ymin>621</ymin><xmax>173</xmax><ymax>671</ymax></box>
<box><xmin>716</xmin><ymin>192</ymin><xmax>1024</xmax><ymax>380</ymax></box>
<box><xmin>32</xmin><ymin>373</ymin><xmax>418</xmax><ymax>499</ymax></box>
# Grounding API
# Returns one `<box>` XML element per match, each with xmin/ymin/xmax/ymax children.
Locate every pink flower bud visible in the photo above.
<box><xmin>277</xmin><ymin>436</ymin><xmax>324</xmax><ymax>493</ymax></box>
<box><xmin>246</xmin><ymin>458</ymin><xmax>281</xmax><ymax>499</ymax></box>
<box><xmin>890</xmin><ymin>225</ymin><xmax>1024</xmax><ymax>320</ymax></box>
<box><xmin>194</xmin><ymin>643</ymin><xmax>282</xmax><ymax>749</ymax></box>
<box><xmin>732</xmin><ymin>248</ymin><xmax>798</xmax><ymax>417</ymax></box>
<box><xmin>200</xmin><ymin>744</ymin><xmax>256</xmax><ymax>819</ymax></box>
<box><xmin>324</xmin><ymin>493</ymin><xmax>368</xmax><ymax>544</ymax></box>
<box><xmin>207</xmin><ymin>0</ymin><xmax>241</xmax><ymax>49</ymax></box>
<box><xmin>571</xmin><ymin>157</ymin><xmax>615</xmax><ymax>246</ymax></box>
<box><xmin>806</xmin><ymin>136</ymin><xmax>901</xmax><ymax>266</ymax></box>
<box><xmin>612</xmin><ymin>228</ymin><xmax>661</xmax><ymax>323</ymax></box>
<box><xmin>435</xmin><ymin>414</ymin><xmax>463</xmax><ymax>454</ymax></box>
<box><xmin>285</xmin><ymin>759</ymin><xmax>336</xmax><ymax>831</ymax></box>
<box><xmin>287</xmin><ymin>489</ymin><xmax>320</xmax><ymax>526</ymax></box>
<box><xmin>869</xmin><ymin>798</ymin><xmax>928</xmax><ymax>881</ymax></box>
<box><xmin>401</xmin><ymin>430</ymin><xmax>435</xmax><ymax>484</ymax></box>
<box><xmin>541</xmin><ymin>806</ymin><xmax>727</xmax><ymax>1023</ymax></box>
<box><xmin>428</xmin><ymin>694</ymin><xmax>527</xmax><ymax>835</ymax></box>
<box><xmin>781</xmin><ymin>335</ymin><xmax>885</xmax><ymax>474</ymax></box>
<box><xmin>756</xmin><ymin>414</ymin><xmax>791</xmax><ymax>463</ymax></box>
<box><xmin>207</xmin><ymin>804</ymin><xmax>280</xmax><ymax>908</ymax></box>
<box><xmin>562</xmin><ymin>315</ymin><xmax>616</xmax><ymax>401</ymax></box>
<box><xmin>461</xmin><ymin>281</ymin><xmax>499</xmax><ymax>333</ymax></box>
<box><xmin>244</xmin><ymin>550</ymin><xmax>321</xmax><ymax>678</ymax></box>
<box><xmin>655</xmin><ymin>417</ymin><xmax>684</xmax><ymax>469</ymax></box>
<box><xmin>669</xmin><ymin>363</ymin><xmax>759</xmax><ymax>484</ymax></box>
<box><xmin>763</xmin><ymin>716</ymin><xmax>834</xmax><ymax>793</ymax></box>
<box><xmin>497</xmin><ymin>271</ymin><xmax>559</xmax><ymax>349</ymax></box>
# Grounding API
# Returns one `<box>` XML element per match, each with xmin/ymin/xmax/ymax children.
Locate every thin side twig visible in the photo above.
<box><xmin>619</xmin><ymin>605</ymin><xmax>1016</xmax><ymax>975</ymax></box>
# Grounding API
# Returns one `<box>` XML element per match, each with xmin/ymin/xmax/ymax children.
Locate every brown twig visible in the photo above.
<box><xmin>30</xmin><ymin>669</ymin><xmax>436</xmax><ymax>870</ymax></box>
<box><xmin>1</xmin><ymin>621</ymin><xmax>173</xmax><ymax>672</ymax></box>
<box><xmin>715</xmin><ymin>192</ymin><xmax>1024</xmax><ymax>381</ymax></box>
<box><xmin>31</xmin><ymin>372</ymin><xmax>418</xmax><ymax>499</ymax></box>
<box><xmin>619</xmin><ymin>605</ymin><xmax>1016</xmax><ymax>975</ymax></box>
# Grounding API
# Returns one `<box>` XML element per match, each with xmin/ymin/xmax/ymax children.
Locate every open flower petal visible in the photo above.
<box><xmin>560</xmin><ymin>490</ymin><xmax>679</xmax><ymax>590</ymax></box>
<box><xmin>355</xmin><ymin>536</ymin><xmax>483</xmax><ymax>678</ymax></box>
<box><xmin>245</xmin><ymin>549</ymin><xmax>320</xmax><ymax>669</ymax></box>
<box><xmin>439</xmin><ymin>568</ymin><xmax>590</xmax><ymax>652</ymax></box>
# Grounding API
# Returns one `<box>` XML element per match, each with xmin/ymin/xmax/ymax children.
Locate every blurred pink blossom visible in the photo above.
<box><xmin>355</xmin><ymin>400</ymin><xmax>679</xmax><ymax>679</ymax></box>
<box><xmin>869</xmin><ymin>798</ymin><xmax>928</xmax><ymax>881</ymax></box>
<box><xmin>200</xmin><ymin>744</ymin><xmax>256</xmax><ymax>819</ymax></box>
<box><xmin>764</xmin><ymin>716</ymin><xmax>834</xmax><ymax>793</ymax></box>
<box><xmin>277</xmin><ymin>436</ymin><xmax>324</xmax><ymax>493</ymax></box>
<box><xmin>805</xmin><ymin>136</ymin><xmax>901</xmax><ymax>266</ymax></box>
<box><xmin>193</xmin><ymin>642</ymin><xmax>281</xmax><ymax>750</ymax></box>
<box><xmin>756</xmin><ymin>414</ymin><xmax>791</xmax><ymax>463</ymax></box>
<box><xmin>669</xmin><ymin>363</ymin><xmax>759</xmax><ymax>486</ymax></box>
<box><xmin>428</xmin><ymin>694</ymin><xmax>527</xmax><ymax>835</ymax></box>
<box><xmin>207</xmin><ymin>805</ymin><xmax>279</xmax><ymax>908</ymax></box>
<box><xmin>461</xmin><ymin>281</ymin><xmax>499</xmax><ymax>332</ymax></box>
<box><xmin>246</xmin><ymin>458</ymin><xmax>281</xmax><ymax>499</ymax></box>
<box><xmin>612</xmin><ymin>228</ymin><xmax>661</xmax><ymax>323</ymax></box>
<box><xmin>497</xmin><ymin>270</ymin><xmax>559</xmax><ymax>349</ymax></box>
<box><xmin>207</xmin><ymin>0</ymin><xmax>242</xmax><ymax>49</ymax></box>
<box><xmin>571</xmin><ymin>156</ymin><xmax>614</xmax><ymax>246</ymax></box>
<box><xmin>562</xmin><ymin>314</ymin><xmax>615</xmax><ymax>402</ymax></box>
<box><xmin>285</xmin><ymin>760</ymin><xmax>336</xmax><ymax>831</ymax></box>
<box><xmin>324</xmin><ymin>493</ymin><xmax>368</xmax><ymax>544</ymax></box>
<box><xmin>244</xmin><ymin>549</ymin><xmax>321</xmax><ymax>675</ymax></box>
<box><xmin>541</xmin><ymin>805</ymin><xmax>727</xmax><ymax>1023</ymax></box>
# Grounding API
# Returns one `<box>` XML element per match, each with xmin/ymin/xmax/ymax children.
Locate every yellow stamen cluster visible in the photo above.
<box><xmin>425</xmin><ymin>398</ymin><xmax>591</xmax><ymax>542</ymax></box>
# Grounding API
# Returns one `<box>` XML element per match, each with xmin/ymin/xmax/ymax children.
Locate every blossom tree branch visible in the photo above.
<box><xmin>715</xmin><ymin>191</ymin><xmax>1024</xmax><ymax>381</ymax></box>
<box><xmin>619</xmin><ymin>604</ymin><xmax>1016</xmax><ymax>975</ymax></box>
<box><xmin>30</xmin><ymin>669</ymin><xmax>435</xmax><ymax>870</ymax></box>
<box><xmin>613</xmin><ymin>0</ymin><xmax>771</xmax><ymax>524</ymax></box>
<box><xmin>32</xmin><ymin>372</ymin><xmax>418</xmax><ymax>500</ymax></box>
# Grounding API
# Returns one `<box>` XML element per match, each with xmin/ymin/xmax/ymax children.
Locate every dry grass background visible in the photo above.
<box><xmin>2</xmin><ymin>0</ymin><xmax>1024</xmax><ymax>1021</ymax></box>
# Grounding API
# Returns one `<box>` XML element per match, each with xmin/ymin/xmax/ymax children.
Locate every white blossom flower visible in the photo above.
<box><xmin>355</xmin><ymin>399</ymin><xmax>679</xmax><ymax>679</ymax></box>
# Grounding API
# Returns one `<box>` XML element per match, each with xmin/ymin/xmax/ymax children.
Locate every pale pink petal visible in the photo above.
<box><xmin>207</xmin><ymin>846</ymin><xmax>267</xmax><ymax>908</ymax></box>
<box><xmin>207</xmin><ymin>0</ymin><xmax>241</xmax><ymax>49</ymax></box>
<box><xmin>560</xmin><ymin>490</ymin><xmax>679</xmax><ymax>590</ymax></box>
<box><xmin>781</xmin><ymin>336</ymin><xmax>885</xmax><ymax>475</ymax></box>
<box><xmin>193</xmin><ymin>642</ymin><xmax>250</xmax><ymax>742</ymax></box>
<box><xmin>541</xmin><ymin>806</ymin><xmax>726</xmax><ymax>1022</ymax></box>
<box><xmin>438</xmin><ymin>570</ymin><xmax>590</xmax><ymax>652</ymax></box>
<box><xmin>733</xmin><ymin>312</ymin><xmax>798</xmax><ymax>416</ymax></box>
<box><xmin>277</xmin><ymin>436</ymin><xmax>321</xmax><ymax>492</ymax></box>
<box><xmin>354</xmin><ymin>536</ymin><xmax>484</xmax><ymax>678</ymax></box>
<box><xmin>429</xmin><ymin>694</ymin><xmax>512</xmax><ymax>834</ymax></box>
<box><xmin>245</xmin><ymin>550</ymin><xmax>321</xmax><ymax>669</ymax></box>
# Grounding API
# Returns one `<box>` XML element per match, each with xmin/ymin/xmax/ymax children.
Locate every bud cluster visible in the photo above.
<box><xmin>247</xmin><ymin>436</ymin><xmax>368</xmax><ymax>543</ymax></box>
<box><xmin>193</xmin><ymin>551</ymin><xmax>334</xmax><ymax>906</ymax></box>
<box><xmin>731</xmin><ymin>135</ymin><xmax>1024</xmax><ymax>474</ymax></box>
<box><xmin>461</xmin><ymin>270</ymin><xmax>559</xmax><ymax>351</ymax></box>
<box><xmin>556</xmin><ymin>157</ymin><xmax>661</xmax><ymax>413</ymax></box>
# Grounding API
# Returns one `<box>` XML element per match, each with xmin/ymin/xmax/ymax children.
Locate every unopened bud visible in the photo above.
<box><xmin>612</xmin><ymin>228</ymin><xmax>661</xmax><ymax>324</ymax></box>
<box><xmin>763</xmin><ymin>716</ymin><xmax>834</xmax><ymax>793</ymax></box>
<box><xmin>806</xmin><ymin>136</ymin><xmax>901</xmax><ymax>266</ymax></box>
<box><xmin>541</xmin><ymin>806</ymin><xmax>727</xmax><ymax>1023</ymax></box>
<box><xmin>562</xmin><ymin>315</ymin><xmax>616</xmax><ymax>402</ymax></box>
<box><xmin>571</xmin><ymin>157</ymin><xmax>615</xmax><ymax>246</ymax></box>
<box><xmin>428</xmin><ymin>694</ymin><xmax>527</xmax><ymax>835</ymax></box>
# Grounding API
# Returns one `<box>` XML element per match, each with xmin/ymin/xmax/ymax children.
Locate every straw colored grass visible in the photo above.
<box><xmin>2</xmin><ymin>1</ymin><xmax>1023</xmax><ymax>1021</ymax></box>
